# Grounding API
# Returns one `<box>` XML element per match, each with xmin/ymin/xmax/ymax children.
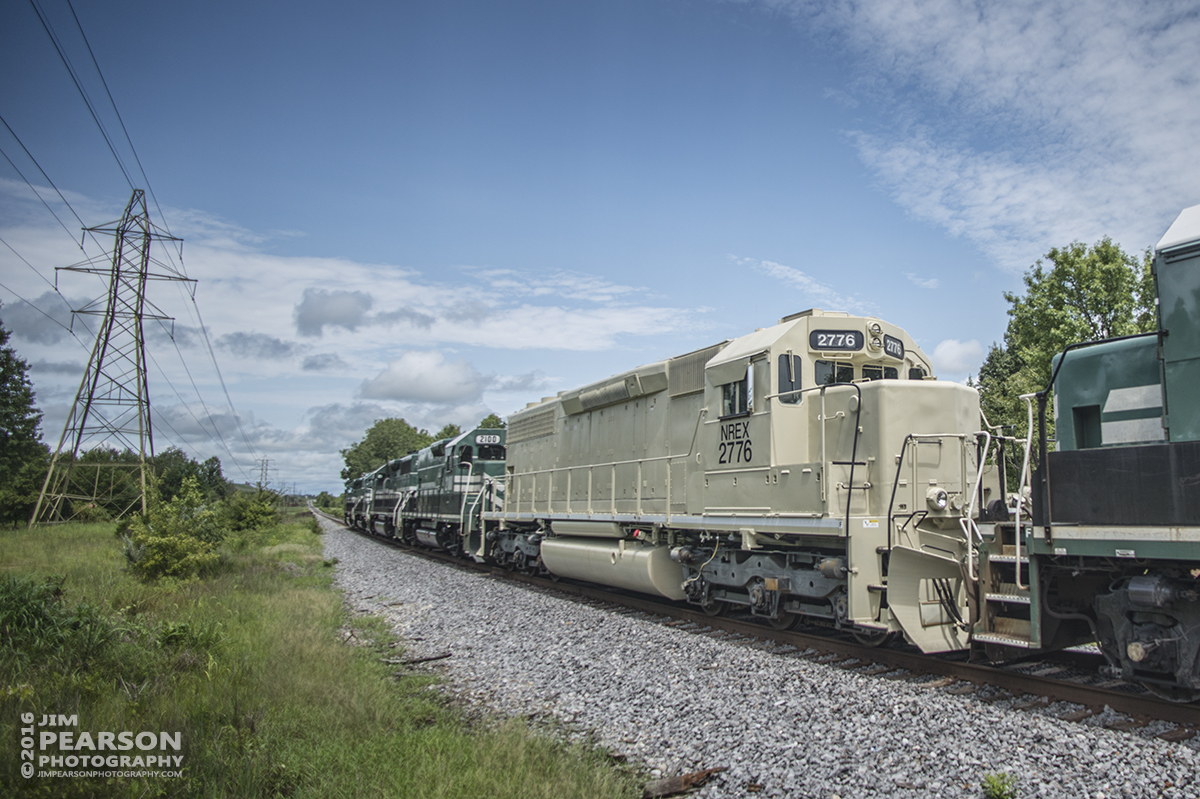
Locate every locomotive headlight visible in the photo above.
<box><xmin>869</xmin><ymin>336</ymin><xmax>883</xmax><ymax>351</ymax></box>
<box><xmin>926</xmin><ymin>487</ymin><xmax>949</xmax><ymax>510</ymax></box>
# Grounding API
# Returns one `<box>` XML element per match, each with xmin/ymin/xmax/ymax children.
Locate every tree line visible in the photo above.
<box><xmin>0</xmin><ymin>306</ymin><xmax>234</xmax><ymax>526</ymax></box>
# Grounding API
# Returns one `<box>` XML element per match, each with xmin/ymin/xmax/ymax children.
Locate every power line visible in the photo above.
<box><xmin>191</xmin><ymin>300</ymin><xmax>260</xmax><ymax>461</ymax></box>
<box><xmin>27</xmin><ymin>0</ymin><xmax>135</xmax><ymax>192</ymax></box>
<box><xmin>147</xmin><ymin>324</ymin><xmax>254</xmax><ymax>483</ymax></box>
<box><xmin>0</xmin><ymin>116</ymin><xmax>101</xmax><ymax>255</ymax></box>
<box><xmin>62</xmin><ymin>0</ymin><xmax>182</xmax><ymax>268</ymax></box>
<box><xmin>0</xmin><ymin>276</ymin><xmax>90</xmax><ymax>349</ymax></box>
<box><xmin>16</xmin><ymin>1</ymin><xmax>258</xmax><ymax>492</ymax></box>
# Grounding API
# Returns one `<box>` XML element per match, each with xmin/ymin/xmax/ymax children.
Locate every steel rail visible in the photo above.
<box><xmin>313</xmin><ymin>507</ymin><xmax>1200</xmax><ymax>731</ymax></box>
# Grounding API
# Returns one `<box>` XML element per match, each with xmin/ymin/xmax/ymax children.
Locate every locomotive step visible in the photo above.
<box><xmin>985</xmin><ymin>591</ymin><xmax>1031</xmax><ymax>605</ymax></box>
<box><xmin>974</xmin><ymin>632</ymin><xmax>1033</xmax><ymax>648</ymax></box>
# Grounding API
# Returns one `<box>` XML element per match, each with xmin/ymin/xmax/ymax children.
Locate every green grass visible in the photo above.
<box><xmin>1</xmin><ymin>519</ymin><xmax>639</xmax><ymax>798</ymax></box>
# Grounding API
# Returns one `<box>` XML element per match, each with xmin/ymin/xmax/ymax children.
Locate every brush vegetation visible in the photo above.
<box><xmin>1</xmin><ymin>512</ymin><xmax>639</xmax><ymax>798</ymax></box>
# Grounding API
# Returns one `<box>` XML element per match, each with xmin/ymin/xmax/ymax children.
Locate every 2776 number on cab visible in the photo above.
<box><xmin>718</xmin><ymin>421</ymin><xmax>752</xmax><ymax>464</ymax></box>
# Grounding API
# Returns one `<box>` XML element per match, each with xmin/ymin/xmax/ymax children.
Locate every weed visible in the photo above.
<box><xmin>982</xmin><ymin>771</ymin><xmax>1019</xmax><ymax>799</ymax></box>
<box><xmin>1</xmin><ymin>520</ymin><xmax>639</xmax><ymax>799</ymax></box>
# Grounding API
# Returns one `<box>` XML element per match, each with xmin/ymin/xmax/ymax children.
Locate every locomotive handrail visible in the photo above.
<box><xmin>508</xmin><ymin>383</ymin><xmax>866</xmax><ymax>529</ymax></box>
<box><xmin>506</xmin><ymin>409</ymin><xmax>712</xmax><ymax>521</ymax></box>
<box><xmin>458</xmin><ymin>460</ymin><xmax>478</xmax><ymax>533</ymax></box>
<box><xmin>958</xmin><ymin>431</ymin><xmax>991</xmax><ymax>583</ymax></box>
<box><xmin>390</xmin><ymin>488</ymin><xmax>417</xmax><ymax>530</ymax></box>
<box><xmin>1012</xmin><ymin>393</ymin><xmax>1037</xmax><ymax>590</ymax></box>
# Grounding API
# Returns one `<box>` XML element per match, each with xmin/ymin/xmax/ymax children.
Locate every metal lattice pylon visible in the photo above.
<box><xmin>32</xmin><ymin>189</ymin><xmax>191</xmax><ymax>524</ymax></box>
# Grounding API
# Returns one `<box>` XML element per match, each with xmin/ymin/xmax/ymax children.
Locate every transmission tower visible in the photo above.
<box><xmin>32</xmin><ymin>189</ymin><xmax>191</xmax><ymax>524</ymax></box>
<box><xmin>257</xmin><ymin>457</ymin><xmax>272</xmax><ymax>491</ymax></box>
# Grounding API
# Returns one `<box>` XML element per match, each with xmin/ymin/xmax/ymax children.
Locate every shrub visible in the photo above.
<box><xmin>122</xmin><ymin>476</ymin><xmax>222</xmax><ymax>580</ymax></box>
<box><xmin>221</xmin><ymin>490</ymin><xmax>279</xmax><ymax>532</ymax></box>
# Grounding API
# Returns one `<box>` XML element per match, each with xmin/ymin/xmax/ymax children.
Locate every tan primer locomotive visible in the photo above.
<box><xmin>485</xmin><ymin>309</ymin><xmax>998</xmax><ymax>653</ymax></box>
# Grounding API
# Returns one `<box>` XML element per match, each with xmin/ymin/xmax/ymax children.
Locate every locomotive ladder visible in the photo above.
<box><xmin>974</xmin><ymin>521</ymin><xmax>1039</xmax><ymax>650</ymax></box>
<box><xmin>975</xmin><ymin>400</ymin><xmax>1040</xmax><ymax>651</ymax></box>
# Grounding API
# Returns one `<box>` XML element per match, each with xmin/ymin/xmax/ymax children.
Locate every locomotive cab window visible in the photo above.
<box><xmin>459</xmin><ymin>446</ymin><xmax>473</xmax><ymax>464</ymax></box>
<box><xmin>862</xmin><ymin>365</ymin><xmax>898</xmax><ymax>381</ymax></box>
<box><xmin>721</xmin><ymin>370</ymin><xmax>750</xmax><ymax>418</ymax></box>
<box><xmin>815</xmin><ymin>360</ymin><xmax>854</xmax><ymax>385</ymax></box>
<box><xmin>478</xmin><ymin>444</ymin><xmax>506</xmax><ymax>461</ymax></box>
<box><xmin>778</xmin><ymin>353</ymin><xmax>802</xmax><ymax>404</ymax></box>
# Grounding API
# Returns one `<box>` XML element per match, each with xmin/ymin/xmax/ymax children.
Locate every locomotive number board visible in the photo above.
<box><xmin>809</xmin><ymin>330</ymin><xmax>864</xmax><ymax>351</ymax></box>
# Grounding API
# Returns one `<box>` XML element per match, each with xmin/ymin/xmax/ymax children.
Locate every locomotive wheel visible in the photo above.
<box><xmin>767</xmin><ymin>612</ymin><xmax>800</xmax><ymax>631</ymax></box>
<box><xmin>852</xmin><ymin>629</ymin><xmax>896</xmax><ymax>648</ymax></box>
<box><xmin>1141</xmin><ymin>681</ymin><xmax>1200</xmax><ymax>704</ymax></box>
<box><xmin>700</xmin><ymin>600</ymin><xmax>728</xmax><ymax>617</ymax></box>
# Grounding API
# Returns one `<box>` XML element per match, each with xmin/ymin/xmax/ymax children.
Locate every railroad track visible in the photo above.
<box><xmin>310</xmin><ymin>506</ymin><xmax>1200</xmax><ymax>739</ymax></box>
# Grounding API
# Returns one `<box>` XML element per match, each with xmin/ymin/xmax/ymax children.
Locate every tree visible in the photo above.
<box><xmin>153</xmin><ymin>447</ymin><xmax>231</xmax><ymax>503</ymax></box>
<box><xmin>340</xmin><ymin>418</ymin><xmax>434</xmax><ymax>481</ymax></box>
<box><xmin>433</xmin><ymin>423</ymin><xmax>461</xmax><ymax>441</ymax></box>
<box><xmin>0</xmin><ymin>314</ymin><xmax>49</xmax><ymax>526</ymax></box>
<box><xmin>977</xmin><ymin>238</ymin><xmax>1156</xmax><ymax>443</ymax></box>
<box><xmin>478</xmin><ymin>413</ymin><xmax>506</xmax><ymax>429</ymax></box>
<box><xmin>1001</xmin><ymin>238</ymin><xmax>1155</xmax><ymax>384</ymax></box>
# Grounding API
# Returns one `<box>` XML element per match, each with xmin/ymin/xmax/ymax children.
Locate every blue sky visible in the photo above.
<box><xmin>3</xmin><ymin>0</ymin><xmax>1199</xmax><ymax>493</ymax></box>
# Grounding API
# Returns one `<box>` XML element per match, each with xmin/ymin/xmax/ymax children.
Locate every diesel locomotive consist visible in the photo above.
<box><xmin>345</xmin><ymin>204</ymin><xmax>1200</xmax><ymax>701</ymax></box>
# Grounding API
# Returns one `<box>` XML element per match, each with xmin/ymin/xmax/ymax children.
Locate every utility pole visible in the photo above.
<box><xmin>32</xmin><ymin>189</ymin><xmax>191</xmax><ymax>524</ymax></box>
<box><xmin>257</xmin><ymin>457</ymin><xmax>272</xmax><ymax>491</ymax></box>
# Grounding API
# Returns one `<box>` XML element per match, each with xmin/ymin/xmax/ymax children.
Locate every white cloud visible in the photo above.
<box><xmin>932</xmin><ymin>338</ymin><xmax>984</xmax><ymax>378</ymax></box>
<box><xmin>2</xmin><ymin>291</ymin><xmax>84</xmax><ymax>344</ymax></box>
<box><xmin>737</xmin><ymin>256</ymin><xmax>875</xmax><ymax>314</ymax></box>
<box><xmin>751</xmin><ymin>0</ymin><xmax>1200</xmax><ymax>269</ymax></box>
<box><xmin>217</xmin><ymin>331</ymin><xmax>299</xmax><ymax>359</ymax></box>
<box><xmin>905</xmin><ymin>272</ymin><xmax>939</xmax><ymax>290</ymax></box>
<box><xmin>473</xmin><ymin>269</ymin><xmax>644</xmax><ymax>303</ymax></box>
<box><xmin>0</xmin><ymin>179</ymin><xmax>709</xmax><ymax>493</ymax></box>
<box><xmin>360</xmin><ymin>351</ymin><xmax>487</xmax><ymax>404</ymax></box>
<box><xmin>302</xmin><ymin>353</ymin><xmax>349</xmax><ymax>372</ymax></box>
<box><xmin>293</xmin><ymin>288</ymin><xmax>374</xmax><ymax>337</ymax></box>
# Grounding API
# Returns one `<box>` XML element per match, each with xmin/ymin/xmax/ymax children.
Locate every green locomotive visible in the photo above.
<box><xmin>975</xmin><ymin>203</ymin><xmax>1200</xmax><ymax>701</ymax></box>
<box><xmin>347</xmin><ymin>426</ymin><xmax>507</xmax><ymax>558</ymax></box>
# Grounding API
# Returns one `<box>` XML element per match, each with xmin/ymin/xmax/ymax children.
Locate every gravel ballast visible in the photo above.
<box><xmin>320</xmin><ymin>519</ymin><xmax>1200</xmax><ymax>798</ymax></box>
